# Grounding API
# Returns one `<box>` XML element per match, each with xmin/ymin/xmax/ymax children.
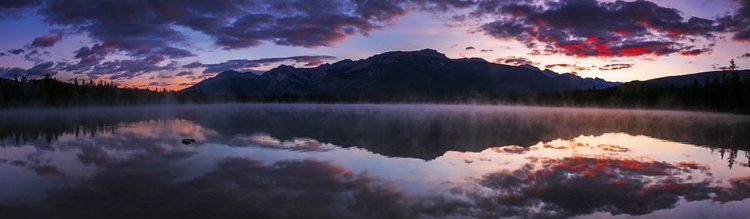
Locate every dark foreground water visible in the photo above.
<box><xmin>1</xmin><ymin>104</ymin><xmax>749</xmax><ymax>218</ymax></box>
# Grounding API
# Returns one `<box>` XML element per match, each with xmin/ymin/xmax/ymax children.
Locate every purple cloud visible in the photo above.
<box><xmin>147</xmin><ymin>81</ymin><xmax>171</xmax><ymax>87</ymax></box>
<box><xmin>185</xmin><ymin>55</ymin><xmax>336</xmax><ymax>74</ymax></box>
<box><xmin>31</xmin><ymin>30</ymin><xmax>64</xmax><ymax>48</ymax></box>
<box><xmin>494</xmin><ymin>56</ymin><xmax>538</xmax><ymax>66</ymax></box>
<box><xmin>175</xmin><ymin>71</ymin><xmax>193</xmax><ymax>76</ymax></box>
<box><xmin>7</xmin><ymin>48</ymin><xmax>24</xmax><ymax>55</ymax></box>
<box><xmin>0</xmin><ymin>61</ymin><xmax>56</xmax><ymax>78</ymax></box>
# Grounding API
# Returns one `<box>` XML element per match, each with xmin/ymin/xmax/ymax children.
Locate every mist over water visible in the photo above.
<box><xmin>1</xmin><ymin>104</ymin><xmax>749</xmax><ymax>218</ymax></box>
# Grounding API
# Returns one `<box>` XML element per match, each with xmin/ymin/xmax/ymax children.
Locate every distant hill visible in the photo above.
<box><xmin>639</xmin><ymin>70</ymin><xmax>750</xmax><ymax>87</ymax></box>
<box><xmin>182</xmin><ymin>49</ymin><xmax>621</xmax><ymax>97</ymax></box>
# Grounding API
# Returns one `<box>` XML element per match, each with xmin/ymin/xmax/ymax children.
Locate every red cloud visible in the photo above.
<box><xmin>477</xmin><ymin>0</ymin><xmax>724</xmax><ymax>58</ymax></box>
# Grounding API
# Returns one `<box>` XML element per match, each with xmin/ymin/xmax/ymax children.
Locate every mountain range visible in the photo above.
<box><xmin>182</xmin><ymin>49</ymin><xmax>621</xmax><ymax>97</ymax></box>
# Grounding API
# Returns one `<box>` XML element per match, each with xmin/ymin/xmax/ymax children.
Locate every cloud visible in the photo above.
<box><xmin>494</xmin><ymin>56</ymin><xmax>538</xmax><ymax>66</ymax></box>
<box><xmin>739</xmin><ymin>53</ymin><xmax>750</xmax><ymax>59</ymax></box>
<box><xmin>175</xmin><ymin>71</ymin><xmax>193</xmax><ymax>76</ymax></box>
<box><xmin>0</xmin><ymin>61</ymin><xmax>56</xmax><ymax>78</ymax></box>
<box><xmin>30</xmin><ymin>30</ymin><xmax>64</xmax><ymax>48</ymax></box>
<box><xmin>480</xmin><ymin>49</ymin><xmax>493</xmax><ymax>52</ymax></box>
<box><xmin>178</xmin><ymin>82</ymin><xmax>196</xmax><ymax>86</ymax></box>
<box><xmin>0</xmin><ymin>0</ymin><xmax>42</xmax><ymax>19</ymax></box>
<box><xmin>147</xmin><ymin>81</ymin><xmax>171</xmax><ymax>87</ymax></box>
<box><xmin>599</xmin><ymin>63</ymin><xmax>634</xmax><ymax>71</ymax></box>
<box><xmin>4</xmin><ymin>0</ymin><xmax>746</xmax><ymax>80</ymax></box>
<box><xmin>545</xmin><ymin>63</ymin><xmax>592</xmax><ymax>71</ymax></box>
<box><xmin>465</xmin><ymin>46</ymin><xmax>475</xmax><ymax>50</ymax></box>
<box><xmin>29</xmin><ymin>0</ymin><xmax>418</xmax><ymax>52</ymax></box>
<box><xmin>0</xmin><ymin>0</ymin><xmax>42</xmax><ymax>9</ymax></box>
<box><xmin>7</xmin><ymin>48</ymin><xmax>24</xmax><ymax>55</ymax></box>
<box><xmin>472</xmin><ymin>0</ymin><xmax>730</xmax><ymax>58</ymax></box>
<box><xmin>185</xmin><ymin>55</ymin><xmax>336</xmax><ymax>74</ymax></box>
<box><xmin>59</xmin><ymin>55</ymin><xmax>178</xmax><ymax>80</ymax></box>
<box><xmin>718</xmin><ymin>0</ymin><xmax>750</xmax><ymax>41</ymax></box>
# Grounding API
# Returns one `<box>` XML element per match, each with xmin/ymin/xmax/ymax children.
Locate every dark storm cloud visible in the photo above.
<box><xmin>494</xmin><ymin>56</ymin><xmax>538</xmax><ymax>66</ymax></box>
<box><xmin>30</xmin><ymin>0</ymin><xmax>416</xmax><ymax>51</ymax></box>
<box><xmin>0</xmin><ymin>0</ymin><xmax>42</xmax><ymax>9</ymax></box>
<box><xmin>599</xmin><ymin>63</ymin><xmax>634</xmax><ymax>71</ymax></box>
<box><xmin>185</xmin><ymin>55</ymin><xmax>336</xmax><ymax>74</ymax></box>
<box><xmin>472</xmin><ymin>0</ymin><xmax>731</xmax><ymax>58</ymax></box>
<box><xmin>30</xmin><ymin>30</ymin><xmax>64</xmax><ymax>48</ymax></box>
<box><xmin>0</xmin><ymin>0</ymin><xmax>42</xmax><ymax>18</ymax></box>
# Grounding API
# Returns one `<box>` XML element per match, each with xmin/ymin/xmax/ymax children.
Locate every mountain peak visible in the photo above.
<box><xmin>214</xmin><ymin>70</ymin><xmax>259</xmax><ymax>79</ymax></box>
<box><xmin>519</xmin><ymin>64</ymin><xmax>541</xmax><ymax>72</ymax></box>
<box><xmin>371</xmin><ymin>48</ymin><xmax>448</xmax><ymax>60</ymax></box>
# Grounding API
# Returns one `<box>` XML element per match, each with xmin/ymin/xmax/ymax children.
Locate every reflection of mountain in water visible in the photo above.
<box><xmin>2</xmin><ymin>104</ymin><xmax>750</xmax><ymax>218</ymax></box>
<box><xmin>1</xmin><ymin>104</ymin><xmax>749</xmax><ymax>162</ymax></box>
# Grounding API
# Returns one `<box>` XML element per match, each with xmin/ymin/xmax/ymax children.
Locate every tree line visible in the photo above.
<box><xmin>0</xmin><ymin>74</ymin><xmax>186</xmax><ymax>107</ymax></box>
<box><xmin>521</xmin><ymin>61</ymin><xmax>750</xmax><ymax>114</ymax></box>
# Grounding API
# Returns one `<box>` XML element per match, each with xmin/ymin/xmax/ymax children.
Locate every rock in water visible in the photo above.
<box><xmin>181</xmin><ymin>138</ymin><xmax>196</xmax><ymax>145</ymax></box>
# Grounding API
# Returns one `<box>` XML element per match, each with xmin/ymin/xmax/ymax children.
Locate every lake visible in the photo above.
<box><xmin>1</xmin><ymin>104</ymin><xmax>749</xmax><ymax>218</ymax></box>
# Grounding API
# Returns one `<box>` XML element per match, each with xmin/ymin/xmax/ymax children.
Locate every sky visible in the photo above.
<box><xmin>0</xmin><ymin>0</ymin><xmax>749</xmax><ymax>91</ymax></box>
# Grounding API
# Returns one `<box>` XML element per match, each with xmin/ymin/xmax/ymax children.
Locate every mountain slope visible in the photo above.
<box><xmin>639</xmin><ymin>70</ymin><xmax>750</xmax><ymax>87</ymax></box>
<box><xmin>183</xmin><ymin>49</ymin><xmax>621</xmax><ymax>97</ymax></box>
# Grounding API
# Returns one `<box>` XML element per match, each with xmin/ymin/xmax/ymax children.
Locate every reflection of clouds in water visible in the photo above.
<box><xmin>230</xmin><ymin>133</ymin><xmax>335</xmax><ymax>152</ymax></box>
<box><xmin>462</xmin><ymin>157</ymin><xmax>750</xmax><ymax>218</ymax></box>
<box><xmin>34</xmin><ymin>165</ymin><xmax>67</xmax><ymax>183</ymax></box>
<box><xmin>39</xmin><ymin>152</ymin><xmax>415</xmax><ymax>219</ymax></box>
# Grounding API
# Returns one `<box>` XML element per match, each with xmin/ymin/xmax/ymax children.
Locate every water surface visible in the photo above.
<box><xmin>1</xmin><ymin>104</ymin><xmax>749</xmax><ymax>218</ymax></box>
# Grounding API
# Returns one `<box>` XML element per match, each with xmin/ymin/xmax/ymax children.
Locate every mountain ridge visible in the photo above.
<box><xmin>182</xmin><ymin>49</ymin><xmax>621</xmax><ymax>97</ymax></box>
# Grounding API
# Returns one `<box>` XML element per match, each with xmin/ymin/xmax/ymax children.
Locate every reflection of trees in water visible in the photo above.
<box><xmin>0</xmin><ymin>107</ymin><xmax>181</xmax><ymax>147</ymax></box>
<box><xmin>711</xmin><ymin>146</ymin><xmax>750</xmax><ymax>169</ymax></box>
<box><xmin>186</xmin><ymin>106</ymin><xmax>750</xmax><ymax>160</ymax></box>
<box><xmin>1</xmin><ymin>104</ymin><xmax>749</xmax><ymax>163</ymax></box>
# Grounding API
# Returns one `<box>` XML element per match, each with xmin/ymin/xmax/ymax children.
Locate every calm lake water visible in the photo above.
<box><xmin>1</xmin><ymin>104</ymin><xmax>749</xmax><ymax>218</ymax></box>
